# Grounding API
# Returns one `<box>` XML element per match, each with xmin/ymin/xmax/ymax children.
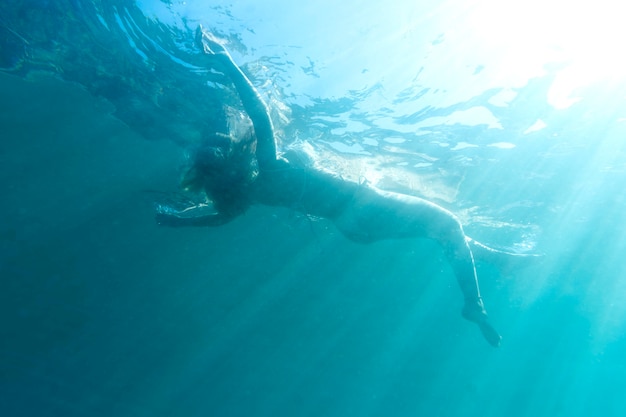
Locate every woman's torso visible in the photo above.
<box><xmin>251</xmin><ymin>157</ymin><xmax>360</xmax><ymax>220</ymax></box>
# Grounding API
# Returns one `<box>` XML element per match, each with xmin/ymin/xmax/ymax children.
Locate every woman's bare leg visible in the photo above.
<box><xmin>335</xmin><ymin>187</ymin><xmax>501</xmax><ymax>346</ymax></box>
<box><xmin>440</xmin><ymin>227</ymin><xmax>502</xmax><ymax>347</ymax></box>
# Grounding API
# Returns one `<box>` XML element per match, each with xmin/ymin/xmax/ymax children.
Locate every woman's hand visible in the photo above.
<box><xmin>195</xmin><ymin>25</ymin><xmax>232</xmax><ymax>59</ymax></box>
<box><xmin>155</xmin><ymin>203</ymin><xmax>230</xmax><ymax>227</ymax></box>
<box><xmin>155</xmin><ymin>204</ymin><xmax>186</xmax><ymax>227</ymax></box>
<box><xmin>195</xmin><ymin>25</ymin><xmax>237</xmax><ymax>76</ymax></box>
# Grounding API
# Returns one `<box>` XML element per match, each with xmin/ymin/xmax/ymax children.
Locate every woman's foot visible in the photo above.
<box><xmin>477</xmin><ymin>321</ymin><xmax>502</xmax><ymax>347</ymax></box>
<box><xmin>462</xmin><ymin>299</ymin><xmax>502</xmax><ymax>347</ymax></box>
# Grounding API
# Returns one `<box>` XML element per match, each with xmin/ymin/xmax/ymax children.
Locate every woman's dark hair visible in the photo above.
<box><xmin>181</xmin><ymin>126</ymin><xmax>258</xmax><ymax>216</ymax></box>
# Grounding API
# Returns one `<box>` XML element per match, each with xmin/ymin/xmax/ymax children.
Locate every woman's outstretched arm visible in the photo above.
<box><xmin>195</xmin><ymin>26</ymin><xmax>277</xmax><ymax>169</ymax></box>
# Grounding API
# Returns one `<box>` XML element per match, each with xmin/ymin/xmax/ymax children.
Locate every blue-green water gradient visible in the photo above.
<box><xmin>1</xmin><ymin>1</ymin><xmax>626</xmax><ymax>416</ymax></box>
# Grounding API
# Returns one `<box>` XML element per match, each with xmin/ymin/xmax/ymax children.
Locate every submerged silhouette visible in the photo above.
<box><xmin>157</xmin><ymin>27</ymin><xmax>504</xmax><ymax>347</ymax></box>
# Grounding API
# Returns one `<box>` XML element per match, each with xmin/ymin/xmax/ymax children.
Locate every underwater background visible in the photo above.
<box><xmin>2</xmin><ymin>0</ymin><xmax>626</xmax><ymax>416</ymax></box>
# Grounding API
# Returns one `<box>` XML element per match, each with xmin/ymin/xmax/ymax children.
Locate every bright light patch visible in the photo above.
<box><xmin>488</xmin><ymin>88</ymin><xmax>518</xmax><ymax>107</ymax></box>
<box><xmin>524</xmin><ymin>119</ymin><xmax>548</xmax><ymax>134</ymax></box>
<box><xmin>451</xmin><ymin>142</ymin><xmax>479</xmax><ymax>151</ymax></box>
<box><xmin>468</xmin><ymin>0</ymin><xmax>626</xmax><ymax>107</ymax></box>
<box><xmin>416</xmin><ymin>107</ymin><xmax>502</xmax><ymax>130</ymax></box>
<box><xmin>488</xmin><ymin>142</ymin><xmax>516</xmax><ymax>149</ymax></box>
<box><xmin>383</xmin><ymin>137</ymin><xmax>406</xmax><ymax>144</ymax></box>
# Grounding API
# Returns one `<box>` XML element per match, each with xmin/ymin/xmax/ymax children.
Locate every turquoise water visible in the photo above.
<box><xmin>2</xmin><ymin>1</ymin><xmax>626</xmax><ymax>416</ymax></box>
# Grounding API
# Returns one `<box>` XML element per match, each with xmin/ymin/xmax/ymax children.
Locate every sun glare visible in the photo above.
<box><xmin>468</xmin><ymin>0</ymin><xmax>626</xmax><ymax>108</ymax></box>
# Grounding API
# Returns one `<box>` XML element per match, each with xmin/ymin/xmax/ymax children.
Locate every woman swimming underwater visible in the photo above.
<box><xmin>157</xmin><ymin>27</ymin><xmax>503</xmax><ymax>347</ymax></box>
